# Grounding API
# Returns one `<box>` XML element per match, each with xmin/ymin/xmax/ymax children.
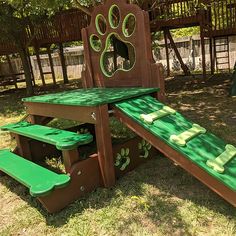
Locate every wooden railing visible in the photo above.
<box><xmin>0</xmin><ymin>42</ymin><xmax>18</xmax><ymax>56</ymax></box>
<box><xmin>33</xmin><ymin>9</ymin><xmax>89</xmax><ymax>46</ymax></box>
<box><xmin>144</xmin><ymin>0</ymin><xmax>199</xmax><ymax>21</ymax></box>
<box><xmin>206</xmin><ymin>0</ymin><xmax>236</xmax><ymax>32</ymax></box>
<box><xmin>144</xmin><ymin>0</ymin><xmax>236</xmax><ymax>35</ymax></box>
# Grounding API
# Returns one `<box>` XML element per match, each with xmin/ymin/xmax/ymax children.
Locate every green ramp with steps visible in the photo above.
<box><xmin>114</xmin><ymin>95</ymin><xmax>236</xmax><ymax>191</ymax></box>
<box><xmin>1</xmin><ymin>122</ymin><xmax>93</xmax><ymax>150</ymax></box>
<box><xmin>0</xmin><ymin>149</ymin><xmax>70</xmax><ymax>197</ymax></box>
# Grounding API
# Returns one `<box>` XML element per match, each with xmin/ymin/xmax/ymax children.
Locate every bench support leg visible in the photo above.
<box><xmin>14</xmin><ymin>135</ymin><xmax>32</xmax><ymax>160</ymax></box>
<box><xmin>38</xmin><ymin>155</ymin><xmax>102</xmax><ymax>213</ymax></box>
<box><xmin>62</xmin><ymin>149</ymin><xmax>80</xmax><ymax>173</ymax></box>
<box><xmin>95</xmin><ymin>105</ymin><xmax>115</xmax><ymax>188</ymax></box>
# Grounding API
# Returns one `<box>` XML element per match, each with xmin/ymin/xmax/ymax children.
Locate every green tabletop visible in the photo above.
<box><xmin>115</xmin><ymin>96</ymin><xmax>236</xmax><ymax>191</ymax></box>
<box><xmin>22</xmin><ymin>88</ymin><xmax>159</xmax><ymax>107</ymax></box>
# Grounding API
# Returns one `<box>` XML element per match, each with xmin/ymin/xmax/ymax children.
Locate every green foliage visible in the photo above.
<box><xmin>171</xmin><ymin>27</ymin><xmax>200</xmax><ymax>38</ymax></box>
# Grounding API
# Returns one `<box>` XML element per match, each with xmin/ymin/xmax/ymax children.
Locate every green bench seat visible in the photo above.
<box><xmin>0</xmin><ymin>149</ymin><xmax>70</xmax><ymax>197</ymax></box>
<box><xmin>1</xmin><ymin>122</ymin><xmax>93</xmax><ymax>150</ymax></box>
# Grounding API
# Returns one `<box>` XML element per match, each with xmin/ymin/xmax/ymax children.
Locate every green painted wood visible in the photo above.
<box><xmin>170</xmin><ymin>124</ymin><xmax>206</xmax><ymax>147</ymax></box>
<box><xmin>1</xmin><ymin>122</ymin><xmax>93</xmax><ymax>150</ymax></box>
<box><xmin>140</xmin><ymin>106</ymin><xmax>176</xmax><ymax>124</ymax></box>
<box><xmin>115</xmin><ymin>95</ymin><xmax>236</xmax><ymax>191</ymax></box>
<box><xmin>22</xmin><ymin>88</ymin><xmax>159</xmax><ymax>106</ymax></box>
<box><xmin>206</xmin><ymin>145</ymin><xmax>236</xmax><ymax>173</ymax></box>
<box><xmin>0</xmin><ymin>149</ymin><xmax>70</xmax><ymax>197</ymax></box>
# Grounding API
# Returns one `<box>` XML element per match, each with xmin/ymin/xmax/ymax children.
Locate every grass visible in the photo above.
<box><xmin>0</xmin><ymin>74</ymin><xmax>235</xmax><ymax>236</ymax></box>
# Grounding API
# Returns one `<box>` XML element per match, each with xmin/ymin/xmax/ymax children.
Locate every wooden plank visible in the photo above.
<box><xmin>164</xmin><ymin>31</ymin><xmax>170</xmax><ymax>76</ymax></box>
<box><xmin>95</xmin><ymin>105</ymin><xmax>115</xmax><ymax>187</ymax></box>
<box><xmin>34</xmin><ymin>46</ymin><xmax>46</xmax><ymax>86</ymax></box>
<box><xmin>47</xmin><ymin>46</ymin><xmax>56</xmax><ymax>85</ymax></box>
<box><xmin>24</xmin><ymin>102</ymin><xmax>97</xmax><ymax>124</ymax></box>
<box><xmin>165</xmin><ymin>29</ymin><xmax>190</xmax><ymax>75</ymax></box>
<box><xmin>59</xmin><ymin>43</ymin><xmax>69</xmax><ymax>84</ymax></box>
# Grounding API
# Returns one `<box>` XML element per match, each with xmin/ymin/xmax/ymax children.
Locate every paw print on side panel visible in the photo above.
<box><xmin>115</xmin><ymin>148</ymin><xmax>130</xmax><ymax>171</ymax></box>
<box><xmin>89</xmin><ymin>5</ymin><xmax>136</xmax><ymax>77</ymax></box>
<box><xmin>138</xmin><ymin>139</ymin><xmax>152</xmax><ymax>159</ymax></box>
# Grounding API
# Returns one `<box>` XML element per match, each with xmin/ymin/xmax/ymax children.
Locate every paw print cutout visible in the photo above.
<box><xmin>89</xmin><ymin>4</ymin><xmax>136</xmax><ymax>77</ymax></box>
<box><xmin>115</xmin><ymin>148</ymin><xmax>130</xmax><ymax>171</ymax></box>
<box><xmin>138</xmin><ymin>139</ymin><xmax>152</xmax><ymax>159</ymax></box>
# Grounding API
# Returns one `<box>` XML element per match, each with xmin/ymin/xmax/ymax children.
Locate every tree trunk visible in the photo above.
<box><xmin>18</xmin><ymin>46</ymin><xmax>34</xmax><ymax>95</ymax></box>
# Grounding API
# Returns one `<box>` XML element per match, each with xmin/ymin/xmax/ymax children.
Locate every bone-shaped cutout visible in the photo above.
<box><xmin>170</xmin><ymin>124</ymin><xmax>206</xmax><ymax>147</ymax></box>
<box><xmin>206</xmin><ymin>144</ymin><xmax>236</xmax><ymax>173</ymax></box>
<box><xmin>140</xmin><ymin>106</ymin><xmax>176</xmax><ymax>124</ymax></box>
<box><xmin>30</xmin><ymin>174</ymin><xmax>70</xmax><ymax>197</ymax></box>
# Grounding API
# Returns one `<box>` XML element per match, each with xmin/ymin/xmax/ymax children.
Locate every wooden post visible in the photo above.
<box><xmin>14</xmin><ymin>135</ymin><xmax>32</xmax><ymax>160</ymax></box>
<box><xmin>200</xmin><ymin>30</ymin><xmax>206</xmax><ymax>78</ymax></box>
<box><xmin>62</xmin><ymin>149</ymin><xmax>80</xmax><ymax>173</ymax></box>
<box><xmin>59</xmin><ymin>43</ymin><xmax>69</xmax><ymax>84</ymax></box>
<box><xmin>164</xmin><ymin>30</ymin><xmax>170</xmax><ymax>76</ymax></box>
<box><xmin>209</xmin><ymin>37</ymin><xmax>215</xmax><ymax>75</ymax></box>
<box><xmin>165</xmin><ymin>29</ymin><xmax>190</xmax><ymax>76</ymax></box>
<box><xmin>47</xmin><ymin>45</ymin><xmax>56</xmax><ymax>85</ymax></box>
<box><xmin>199</xmin><ymin>8</ymin><xmax>207</xmax><ymax>79</ymax></box>
<box><xmin>34</xmin><ymin>46</ymin><xmax>46</xmax><ymax>86</ymax></box>
<box><xmin>6</xmin><ymin>55</ymin><xmax>18</xmax><ymax>89</ymax></box>
<box><xmin>27</xmin><ymin>49</ymin><xmax>35</xmax><ymax>86</ymax></box>
<box><xmin>95</xmin><ymin>105</ymin><xmax>115</xmax><ymax>188</ymax></box>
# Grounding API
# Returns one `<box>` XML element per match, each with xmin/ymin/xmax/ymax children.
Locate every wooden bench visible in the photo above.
<box><xmin>1</xmin><ymin>122</ymin><xmax>93</xmax><ymax>150</ymax></box>
<box><xmin>0</xmin><ymin>149</ymin><xmax>70</xmax><ymax>197</ymax></box>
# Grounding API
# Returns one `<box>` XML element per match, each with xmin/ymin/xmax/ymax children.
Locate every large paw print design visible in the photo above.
<box><xmin>89</xmin><ymin>5</ymin><xmax>136</xmax><ymax>77</ymax></box>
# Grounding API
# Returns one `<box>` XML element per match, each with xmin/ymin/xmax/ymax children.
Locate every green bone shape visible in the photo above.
<box><xmin>140</xmin><ymin>106</ymin><xmax>176</xmax><ymax>124</ymax></box>
<box><xmin>170</xmin><ymin>124</ymin><xmax>206</xmax><ymax>146</ymax></box>
<box><xmin>206</xmin><ymin>145</ymin><xmax>236</xmax><ymax>173</ymax></box>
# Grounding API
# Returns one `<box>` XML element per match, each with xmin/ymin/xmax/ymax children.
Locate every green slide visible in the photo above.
<box><xmin>114</xmin><ymin>95</ymin><xmax>236</xmax><ymax>191</ymax></box>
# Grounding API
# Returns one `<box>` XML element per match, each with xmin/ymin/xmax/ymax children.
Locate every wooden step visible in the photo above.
<box><xmin>216</xmin><ymin>50</ymin><xmax>229</xmax><ymax>53</ymax></box>
<box><xmin>1</xmin><ymin>122</ymin><xmax>93</xmax><ymax>150</ymax></box>
<box><xmin>215</xmin><ymin>44</ymin><xmax>228</xmax><ymax>47</ymax></box>
<box><xmin>0</xmin><ymin>149</ymin><xmax>70</xmax><ymax>197</ymax></box>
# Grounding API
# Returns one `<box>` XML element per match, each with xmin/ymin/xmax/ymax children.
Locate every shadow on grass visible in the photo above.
<box><xmin>165</xmin><ymin>73</ymin><xmax>232</xmax><ymax>94</ymax></box>
<box><xmin>0</xmin><ymin>156</ymin><xmax>235</xmax><ymax>234</ymax></box>
<box><xmin>0</xmin><ymin>89</ymin><xmax>26</xmax><ymax>117</ymax></box>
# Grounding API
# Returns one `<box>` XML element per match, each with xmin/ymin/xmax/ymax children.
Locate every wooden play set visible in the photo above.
<box><xmin>0</xmin><ymin>0</ymin><xmax>236</xmax><ymax>213</ymax></box>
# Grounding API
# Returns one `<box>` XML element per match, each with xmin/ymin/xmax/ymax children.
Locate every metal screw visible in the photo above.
<box><xmin>80</xmin><ymin>186</ymin><xmax>85</xmax><ymax>192</ymax></box>
<box><xmin>91</xmin><ymin>112</ymin><xmax>96</xmax><ymax>121</ymax></box>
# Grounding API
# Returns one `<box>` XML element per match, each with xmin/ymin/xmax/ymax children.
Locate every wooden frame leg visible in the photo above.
<box><xmin>14</xmin><ymin>135</ymin><xmax>32</xmax><ymax>160</ymax></box>
<box><xmin>62</xmin><ymin>149</ymin><xmax>80</xmax><ymax>173</ymax></box>
<box><xmin>95</xmin><ymin>105</ymin><xmax>115</xmax><ymax>187</ymax></box>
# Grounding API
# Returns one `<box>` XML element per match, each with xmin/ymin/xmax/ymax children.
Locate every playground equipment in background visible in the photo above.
<box><xmin>0</xmin><ymin>0</ymin><xmax>235</xmax><ymax>213</ymax></box>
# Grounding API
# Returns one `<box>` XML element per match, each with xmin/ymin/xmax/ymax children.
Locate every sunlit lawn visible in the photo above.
<box><xmin>0</xmin><ymin>74</ymin><xmax>235</xmax><ymax>236</ymax></box>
